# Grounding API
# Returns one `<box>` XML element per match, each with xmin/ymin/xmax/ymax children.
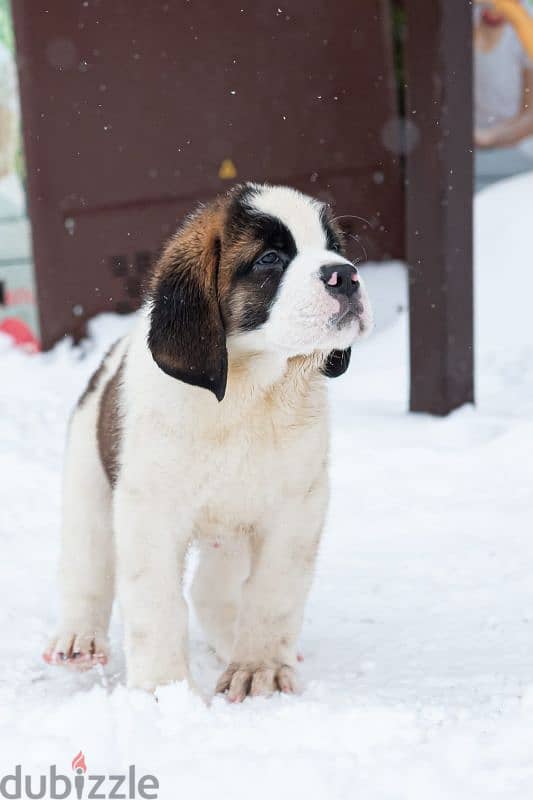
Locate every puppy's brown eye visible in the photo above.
<box><xmin>255</xmin><ymin>250</ymin><xmax>283</xmax><ymax>268</ymax></box>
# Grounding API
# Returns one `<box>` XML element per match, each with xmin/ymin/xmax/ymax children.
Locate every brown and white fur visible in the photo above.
<box><xmin>43</xmin><ymin>183</ymin><xmax>373</xmax><ymax>701</ymax></box>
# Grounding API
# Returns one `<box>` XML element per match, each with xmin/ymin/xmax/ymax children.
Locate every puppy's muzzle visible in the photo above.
<box><xmin>320</xmin><ymin>263</ymin><xmax>364</xmax><ymax>326</ymax></box>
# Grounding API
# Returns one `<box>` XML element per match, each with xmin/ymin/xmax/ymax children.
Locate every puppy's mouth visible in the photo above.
<box><xmin>330</xmin><ymin>296</ymin><xmax>366</xmax><ymax>330</ymax></box>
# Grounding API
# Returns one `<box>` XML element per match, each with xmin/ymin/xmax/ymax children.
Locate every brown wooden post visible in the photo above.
<box><xmin>403</xmin><ymin>1</ymin><xmax>474</xmax><ymax>415</ymax></box>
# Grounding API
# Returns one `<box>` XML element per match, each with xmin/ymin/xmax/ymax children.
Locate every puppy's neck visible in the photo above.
<box><xmin>226</xmin><ymin>348</ymin><xmax>288</xmax><ymax>396</ymax></box>
<box><xmin>224</xmin><ymin>348</ymin><xmax>323</xmax><ymax>413</ymax></box>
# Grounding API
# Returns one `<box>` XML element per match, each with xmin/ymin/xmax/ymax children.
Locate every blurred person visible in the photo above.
<box><xmin>474</xmin><ymin>0</ymin><xmax>533</xmax><ymax>188</ymax></box>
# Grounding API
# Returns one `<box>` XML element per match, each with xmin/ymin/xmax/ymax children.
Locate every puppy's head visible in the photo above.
<box><xmin>148</xmin><ymin>183</ymin><xmax>373</xmax><ymax>400</ymax></box>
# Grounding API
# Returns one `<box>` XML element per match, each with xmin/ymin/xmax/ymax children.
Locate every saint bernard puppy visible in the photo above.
<box><xmin>43</xmin><ymin>183</ymin><xmax>373</xmax><ymax>701</ymax></box>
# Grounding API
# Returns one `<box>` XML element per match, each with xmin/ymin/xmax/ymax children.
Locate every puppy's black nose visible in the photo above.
<box><xmin>320</xmin><ymin>263</ymin><xmax>360</xmax><ymax>297</ymax></box>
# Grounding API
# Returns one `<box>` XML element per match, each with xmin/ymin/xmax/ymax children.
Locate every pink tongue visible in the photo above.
<box><xmin>327</xmin><ymin>271</ymin><xmax>338</xmax><ymax>286</ymax></box>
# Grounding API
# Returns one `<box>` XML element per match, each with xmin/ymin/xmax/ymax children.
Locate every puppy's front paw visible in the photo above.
<box><xmin>215</xmin><ymin>662</ymin><xmax>297</xmax><ymax>702</ymax></box>
<box><xmin>43</xmin><ymin>631</ymin><xmax>109</xmax><ymax>671</ymax></box>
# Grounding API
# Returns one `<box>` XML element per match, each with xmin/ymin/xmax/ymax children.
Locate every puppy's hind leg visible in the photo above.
<box><xmin>191</xmin><ymin>534</ymin><xmax>251</xmax><ymax>665</ymax></box>
<box><xmin>44</xmin><ymin>378</ymin><xmax>115</xmax><ymax>671</ymax></box>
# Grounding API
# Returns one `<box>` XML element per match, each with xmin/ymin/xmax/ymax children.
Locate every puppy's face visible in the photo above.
<box><xmin>222</xmin><ymin>185</ymin><xmax>372</xmax><ymax>356</ymax></box>
<box><xmin>148</xmin><ymin>183</ymin><xmax>373</xmax><ymax>400</ymax></box>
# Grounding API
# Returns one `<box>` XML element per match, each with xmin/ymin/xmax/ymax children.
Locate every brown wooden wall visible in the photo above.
<box><xmin>12</xmin><ymin>0</ymin><xmax>404</xmax><ymax>349</ymax></box>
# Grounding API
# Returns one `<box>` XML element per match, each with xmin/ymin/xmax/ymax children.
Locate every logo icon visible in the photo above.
<box><xmin>71</xmin><ymin>752</ymin><xmax>87</xmax><ymax>799</ymax></box>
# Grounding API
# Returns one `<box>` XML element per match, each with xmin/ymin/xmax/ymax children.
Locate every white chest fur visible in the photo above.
<box><xmin>118</xmin><ymin>316</ymin><xmax>330</xmax><ymax>532</ymax></box>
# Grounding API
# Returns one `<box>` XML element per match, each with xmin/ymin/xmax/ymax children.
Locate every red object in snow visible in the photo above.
<box><xmin>0</xmin><ymin>317</ymin><xmax>40</xmax><ymax>353</ymax></box>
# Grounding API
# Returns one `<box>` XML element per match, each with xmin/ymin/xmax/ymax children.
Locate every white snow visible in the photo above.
<box><xmin>1</xmin><ymin>174</ymin><xmax>532</xmax><ymax>798</ymax></box>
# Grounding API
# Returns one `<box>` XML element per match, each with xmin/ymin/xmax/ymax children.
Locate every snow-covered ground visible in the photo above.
<box><xmin>1</xmin><ymin>174</ymin><xmax>532</xmax><ymax>799</ymax></box>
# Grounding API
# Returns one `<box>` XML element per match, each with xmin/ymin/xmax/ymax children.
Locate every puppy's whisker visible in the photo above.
<box><xmin>330</xmin><ymin>213</ymin><xmax>372</xmax><ymax>227</ymax></box>
<box><xmin>348</xmin><ymin>234</ymin><xmax>368</xmax><ymax>263</ymax></box>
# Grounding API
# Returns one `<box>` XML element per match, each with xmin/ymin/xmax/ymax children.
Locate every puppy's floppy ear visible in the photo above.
<box><xmin>147</xmin><ymin>214</ymin><xmax>228</xmax><ymax>401</ymax></box>
<box><xmin>321</xmin><ymin>348</ymin><xmax>351</xmax><ymax>378</ymax></box>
